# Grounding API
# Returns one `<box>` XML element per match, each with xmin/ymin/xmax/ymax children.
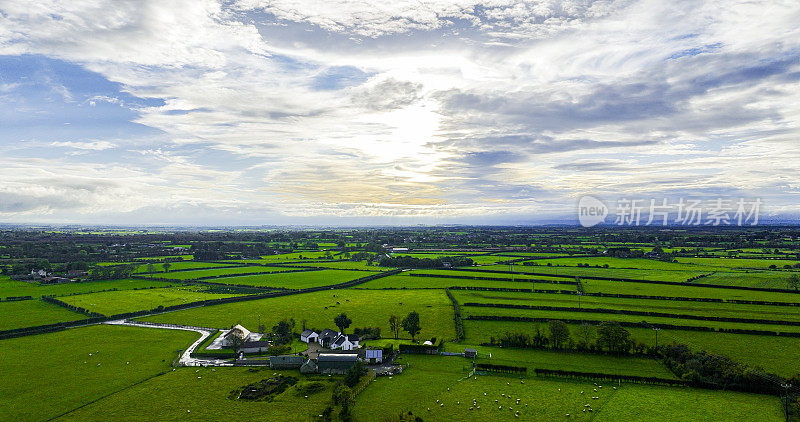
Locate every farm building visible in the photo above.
<box><xmin>300</xmin><ymin>359</ymin><xmax>318</xmax><ymax>374</ymax></box>
<box><xmin>365</xmin><ymin>349</ymin><xmax>383</xmax><ymax>364</ymax></box>
<box><xmin>317</xmin><ymin>353</ymin><xmax>358</xmax><ymax>374</ymax></box>
<box><xmin>269</xmin><ymin>355</ymin><xmax>304</xmax><ymax>369</ymax></box>
<box><xmin>241</xmin><ymin>341</ymin><xmax>270</xmax><ymax>354</ymax></box>
<box><xmin>464</xmin><ymin>348</ymin><xmax>477</xmax><ymax>358</ymax></box>
<box><xmin>300</xmin><ymin>329</ymin><xmax>318</xmax><ymax>343</ymax></box>
<box><xmin>318</xmin><ymin>329</ymin><xmax>339</xmax><ymax>347</ymax></box>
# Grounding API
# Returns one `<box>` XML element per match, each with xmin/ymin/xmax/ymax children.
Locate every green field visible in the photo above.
<box><xmin>461</xmin><ymin>320</ymin><xmax>800</xmax><ymax>376</ymax></box>
<box><xmin>156</xmin><ymin>265</ymin><xmax>295</xmax><ymax>280</ymax></box>
<box><xmin>133</xmin><ymin>261</ymin><xmax>238</xmax><ymax>273</ymax></box>
<box><xmin>581</xmin><ymin>278</ymin><xmax>800</xmax><ymax>302</ymax></box>
<box><xmin>58</xmin><ymin>286</ymin><xmax>247</xmax><ymax>316</ymax></box>
<box><xmin>283</xmin><ymin>260</ymin><xmax>384</xmax><ymax>271</ymax></box>
<box><xmin>358</xmin><ymin>274</ymin><xmax>574</xmax><ymax>290</ymax></box>
<box><xmin>0</xmin><ymin>276</ymin><xmax>173</xmax><ymax>299</ymax></box>
<box><xmin>352</xmin><ymin>354</ymin><xmax>781</xmax><ymax>421</ymax></box>
<box><xmin>0</xmin><ymin>299</ymin><xmax>84</xmax><ymax>330</ymax></box>
<box><xmin>0</xmin><ymin>324</ymin><xmax>197</xmax><ymax>421</ymax></box>
<box><xmin>476</xmin><ymin>264</ymin><xmax>706</xmax><ymax>282</ymax></box>
<box><xmin>140</xmin><ymin>288</ymin><xmax>455</xmax><ymax>340</ymax></box>
<box><xmin>198</xmin><ymin>269</ymin><xmax>368</xmax><ymax>289</ymax></box>
<box><xmin>58</xmin><ymin>367</ymin><xmax>339</xmax><ymax>421</ymax></box>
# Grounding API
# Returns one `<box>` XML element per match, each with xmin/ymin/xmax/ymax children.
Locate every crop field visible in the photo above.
<box><xmin>0</xmin><ymin>324</ymin><xmax>197</xmax><ymax>421</ymax></box>
<box><xmin>154</xmin><ymin>265</ymin><xmax>294</xmax><ymax>280</ymax></box>
<box><xmin>58</xmin><ymin>286</ymin><xmax>248</xmax><ymax>316</ymax></box>
<box><xmin>196</xmin><ymin>269</ymin><xmax>369</xmax><ymax>289</ymax></box>
<box><xmin>352</xmin><ymin>354</ymin><xmax>780</xmax><ymax>421</ymax></box>
<box><xmin>58</xmin><ymin>367</ymin><xmax>339</xmax><ymax>421</ymax></box>
<box><xmin>0</xmin><ymin>276</ymin><xmax>173</xmax><ymax>299</ymax></box>
<box><xmin>0</xmin><ymin>299</ymin><xmax>84</xmax><ymax>330</ymax></box>
<box><xmin>141</xmin><ymin>288</ymin><xmax>455</xmax><ymax>340</ymax></box>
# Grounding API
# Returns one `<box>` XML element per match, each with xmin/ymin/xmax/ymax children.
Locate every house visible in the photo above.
<box><xmin>316</xmin><ymin>329</ymin><xmax>360</xmax><ymax>350</ymax></box>
<box><xmin>317</xmin><ymin>353</ymin><xmax>359</xmax><ymax>374</ymax></box>
<box><xmin>300</xmin><ymin>329</ymin><xmax>318</xmax><ymax>343</ymax></box>
<box><xmin>269</xmin><ymin>355</ymin><xmax>304</xmax><ymax>369</ymax></box>
<box><xmin>331</xmin><ymin>334</ymin><xmax>359</xmax><ymax>351</ymax></box>
<box><xmin>464</xmin><ymin>348</ymin><xmax>477</xmax><ymax>358</ymax></box>
<box><xmin>318</xmin><ymin>329</ymin><xmax>339</xmax><ymax>348</ymax></box>
<box><xmin>220</xmin><ymin>324</ymin><xmax>260</xmax><ymax>347</ymax></box>
<box><xmin>241</xmin><ymin>341</ymin><xmax>270</xmax><ymax>354</ymax></box>
<box><xmin>30</xmin><ymin>269</ymin><xmax>48</xmax><ymax>279</ymax></box>
<box><xmin>365</xmin><ymin>349</ymin><xmax>383</xmax><ymax>364</ymax></box>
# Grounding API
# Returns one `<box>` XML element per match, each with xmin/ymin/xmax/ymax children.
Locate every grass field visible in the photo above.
<box><xmin>283</xmin><ymin>260</ymin><xmax>384</xmax><ymax>271</ymax></box>
<box><xmin>451</xmin><ymin>290</ymin><xmax>800</xmax><ymax>324</ymax></box>
<box><xmin>58</xmin><ymin>286</ymin><xmax>247</xmax><ymax>316</ymax></box>
<box><xmin>0</xmin><ymin>276</ymin><xmax>173</xmax><ymax>299</ymax></box>
<box><xmin>155</xmin><ymin>265</ymin><xmax>296</xmax><ymax>280</ymax></box>
<box><xmin>198</xmin><ymin>269</ymin><xmax>369</xmax><ymax>289</ymax></box>
<box><xmin>140</xmin><ymin>288</ymin><xmax>455</xmax><ymax>340</ymax></box>
<box><xmin>0</xmin><ymin>324</ymin><xmax>197</xmax><ymax>421</ymax></box>
<box><xmin>358</xmin><ymin>274</ymin><xmax>575</xmax><ymax>290</ymax></box>
<box><xmin>581</xmin><ymin>278</ymin><xmax>800</xmax><ymax>302</ymax></box>
<box><xmin>59</xmin><ymin>367</ymin><xmax>339</xmax><ymax>421</ymax></box>
<box><xmin>352</xmin><ymin>354</ymin><xmax>781</xmax><ymax>421</ymax></box>
<box><xmin>476</xmin><ymin>264</ymin><xmax>707</xmax><ymax>282</ymax></box>
<box><xmin>0</xmin><ymin>299</ymin><xmax>84</xmax><ymax>330</ymax></box>
<box><xmin>461</xmin><ymin>320</ymin><xmax>800</xmax><ymax>376</ymax></box>
<box><xmin>132</xmin><ymin>261</ymin><xmax>238</xmax><ymax>273</ymax></box>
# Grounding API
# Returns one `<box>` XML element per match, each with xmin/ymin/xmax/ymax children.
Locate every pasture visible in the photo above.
<box><xmin>58</xmin><ymin>286</ymin><xmax>247</xmax><ymax>316</ymax></box>
<box><xmin>58</xmin><ymin>367</ymin><xmax>339</xmax><ymax>421</ymax></box>
<box><xmin>0</xmin><ymin>299</ymin><xmax>84</xmax><ymax>330</ymax></box>
<box><xmin>140</xmin><ymin>288</ymin><xmax>455</xmax><ymax>340</ymax></box>
<box><xmin>0</xmin><ymin>276</ymin><xmax>172</xmax><ymax>299</ymax></box>
<box><xmin>0</xmin><ymin>324</ymin><xmax>197</xmax><ymax>421</ymax></box>
<box><xmin>358</xmin><ymin>274</ymin><xmax>575</xmax><ymax>290</ymax></box>
<box><xmin>197</xmin><ymin>269</ymin><xmax>369</xmax><ymax>289</ymax></box>
<box><xmin>352</xmin><ymin>354</ymin><xmax>781</xmax><ymax>421</ymax></box>
<box><xmin>155</xmin><ymin>265</ymin><xmax>294</xmax><ymax>280</ymax></box>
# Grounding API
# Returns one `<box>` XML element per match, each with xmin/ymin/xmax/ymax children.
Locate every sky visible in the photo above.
<box><xmin>0</xmin><ymin>0</ymin><xmax>798</xmax><ymax>226</ymax></box>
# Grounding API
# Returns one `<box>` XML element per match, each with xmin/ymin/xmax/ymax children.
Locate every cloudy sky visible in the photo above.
<box><xmin>0</xmin><ymin>0</ymin><xmax>798</xmax><ymax>225</ymax></box>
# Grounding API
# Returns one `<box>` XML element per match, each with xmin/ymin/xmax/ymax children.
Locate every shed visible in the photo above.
<box><xmin>365</xmin><ymin>349</ymin><xmax>383</xmax><ymax>364</ymax></box>
<box><xmin>464</xmin><ymin>348</ymin><xmax>477</xmax><ymax>358</ymax></box>
<box><xmin>317</xmin><ymin>353</ymin><xmax>358</xmax><ymax>374</ymax></box>
<box><xmin>269</xmin><ymin>355</ymin><xmax>305</xmax><ymax>369</ymax></box>
<box><xmin>300</xmin><ymin>359</ymin><xmax>318</xmax><ymax>374</ymax></box>
<box><xmin>300</xmin><ymin>329</ymin><xmax>318</xmax><ymax>343</ymax></box>
<box><xmin>241</xmin><ymin>340</ymin><xmax>270</xmax><ymax>354</ymax></box>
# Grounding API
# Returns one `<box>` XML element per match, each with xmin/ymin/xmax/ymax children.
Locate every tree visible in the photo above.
<box><xmin>577</xmin><ymin>323</ymin><xmax>596</xmax><ymax>347</ymax></box>
<box><xmin>146</xmin><ymin>263</ymin><xmax>155</xmax><ymax>278</ymax></box>
<box><xmin>788</xmin><ymin>274</ymin><xmax>800</xmax><ymax>291</ymax></box>
<box><xmin>389</xmin><ymin>315</ymin><xmax>400</xmax><ymax>340</ymax></box>
<box><xmin>597</xmin><ymin>322</ymin><xmax>633</xmax><ymax>354</ymax></box>
<box><xmin>272</xmin><ymin>319</ymin><xmax>292</xmax><ymax>344</ymax></box>
<box><xmin>344</xmin><ymin>361</ymin><xmax>367</xmax><ymax>387</ymax></box>
<box><xmin>162</xmin><ymin>262</ymin><xmax>172</xmax><ymax>273</ymax></box>
<box><xmin>548</xmin><ymin>320</ymin><xmax>570</xmax><ymax>349</ymax></box>
<box><xmin>334</xmin><ymin>313</ymin><xmax>352</xmax><ymax>334</ymax></box>
<box><xmin>401</xmin><ymin>311</ymin><xmax>421</xmax><ymax>342</ymax></box>
<box><xmin>228</xmin><ymin>334</ymin><xmax>244</xmax><ymax>353</ymax></box>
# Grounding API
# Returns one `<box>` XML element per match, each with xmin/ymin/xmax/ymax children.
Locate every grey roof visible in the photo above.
<box><xmin>333</xmin><ymin>336</ymin><xmax>346</xmax><ymax>346</ymax></box>
<box><xmin>464</xmin><ymin>348</ymin><xmax>477</xmax><ymax>353</ymax></box>
<box><xmin>301</xmin><ymin>329</ymin><xmax>316</xmax><ymax>337</ymax></box>
<box><xmin>243</xmin><ymin>341</ymin><xmax>270</xmax><ymax>348</ymax></box>
<box><xmin>269</xmin><ymin>355</ymin><xmax>304</xmax><ymax>363</ymax></box>
<box><xmin>320</xmin><ymin>329</ymin><xmax>338</xmax><ymax>337</ymax></box>
<box><xmin>318</xmin><ymin>353</ymin><xmax>358</xmax><ymax>362</ymax></box>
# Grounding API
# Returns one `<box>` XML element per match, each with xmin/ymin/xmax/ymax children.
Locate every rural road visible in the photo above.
<box><xmin>105</xmin><ymin>319</ymin><xmax>232</xmax><ymax>367</ymax></box>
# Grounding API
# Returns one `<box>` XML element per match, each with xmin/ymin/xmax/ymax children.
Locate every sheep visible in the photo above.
<box><xmin>440</xmin><ymin>404</ymin><xmax>444</xmax><ymax>407</ymax></box>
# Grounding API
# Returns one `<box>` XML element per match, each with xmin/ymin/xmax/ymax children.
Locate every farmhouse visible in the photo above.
<box><xmin>306</xmin><ymin>328</ymin><xmax>360</xmax><ymax>351</ymax></box>
<box><xmin>464</xmin><ymin>348</ymin><xmax>478</xmax><ymax>358</ymax></box>
<box><xmin>317</xmin><ymin>353</ymin><xmax>358</xmax><ymax>374</ymax></box>
<box><xmin>220</xmin><ymin>324</ymin><xmax>261</xmax><ymax>347</ymax></box>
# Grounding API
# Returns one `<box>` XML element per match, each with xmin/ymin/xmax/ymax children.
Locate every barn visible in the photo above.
<box><xmin>317</xmin><ymin>353</ymin><xmax>358</xmax><ymax>374</ymax></box>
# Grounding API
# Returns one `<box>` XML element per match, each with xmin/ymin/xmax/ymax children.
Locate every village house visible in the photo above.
<box><xmin>303</xmin><ymin>328</ymin><xmax>359</xmax><ymax>351</ymax></box>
